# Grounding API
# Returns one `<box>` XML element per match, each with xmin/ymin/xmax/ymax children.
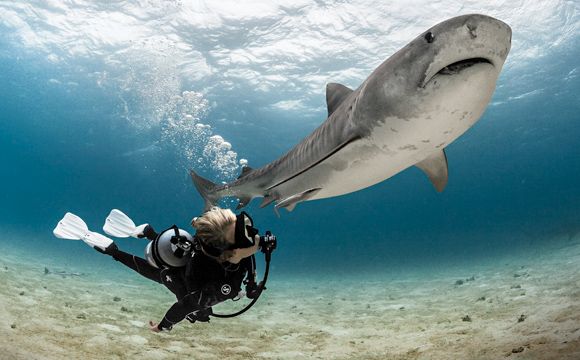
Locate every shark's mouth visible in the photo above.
<box><xmin>436</xmin><ymin>57</ymin><xmax>493</xmax><ymax>76</ymax></box>
<box><xmin>423</xmin><ymin>57</ymin><xmax>494</xmax><ymax>87</ymax></box>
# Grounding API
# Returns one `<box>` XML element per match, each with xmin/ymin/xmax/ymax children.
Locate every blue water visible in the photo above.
<box><xmin>0</xmin><ymin>2</ymin><xmax>578</xmax><ymax>276</ymax></box>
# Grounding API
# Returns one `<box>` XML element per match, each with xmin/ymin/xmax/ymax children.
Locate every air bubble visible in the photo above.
<box><xmin>156</xmin><ymin>91</ymin><xmax>241</xmax><ymax>181</ymax></box>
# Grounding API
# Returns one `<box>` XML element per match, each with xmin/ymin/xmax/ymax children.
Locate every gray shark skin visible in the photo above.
<box><xmin>191</xmin><ymin>14</ymin><xmax>512</xmax><ymax>214</ymax></box>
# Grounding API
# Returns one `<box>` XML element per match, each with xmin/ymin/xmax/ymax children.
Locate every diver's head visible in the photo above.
<box><xmin>192</xmin><ymin>206</ymin><xmax>236</xmax><ymax>262</ymax></box>
<box><xmin>192</xmin><ymin>207</ymin><xmax>259</xmax><ymax>263</ymax></box>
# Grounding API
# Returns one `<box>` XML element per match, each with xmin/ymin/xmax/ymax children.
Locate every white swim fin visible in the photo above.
<box><xmin>103</xmin><ymin>209</ymin><xmax>136</xmax><ymax>237</ymax></box>
<box><xmin>53</xmin><ymin>212</ymin><xmax>113</xmax><ymax>251</ymax></box>
<box><xmin>103</xmin><ymin>209</ymin><xmax>148</xmax><ymax>238</ymax></box>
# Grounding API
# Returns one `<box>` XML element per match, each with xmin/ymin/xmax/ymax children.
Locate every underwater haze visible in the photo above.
<box><xmin>0</xmin><ymin>1</ymin><xmax>579</xmax><ymax>359</ymax></box>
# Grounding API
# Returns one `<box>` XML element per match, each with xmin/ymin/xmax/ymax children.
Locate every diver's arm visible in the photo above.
<box><xmin>156</xmin><ymin>300</ymin><xmax>196</xmax><ymax>331</ymax></box>
<box><xmin>156</xmin><ymin>290</ymin><xmax>215</xmax><ymax>331</ymax></box>
<box><xmin>228</xmin><ymin>235</ymin><xmax>260</xmax><ymax>264</ymax></box>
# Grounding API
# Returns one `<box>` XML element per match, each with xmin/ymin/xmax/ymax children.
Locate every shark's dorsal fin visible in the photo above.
<box><xmin>237</xmin><ymin>166</ymin><xmax>254</xmax><ymax>180</ymax></box>
<box><xmin>415</xmin><ymin>150</ymin><xmax>449</xmax><ymax>192</ymax></box>
<box><xmin>326</xmin><ymin>83</ymin><xmax>353</xmax><ymax>116</ymax></box>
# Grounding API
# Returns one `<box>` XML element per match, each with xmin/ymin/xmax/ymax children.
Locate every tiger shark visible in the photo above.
<box><xmin>191</xmin><ymin>14</ymin><xmax>512</xmax><ymax>214</ymax></box>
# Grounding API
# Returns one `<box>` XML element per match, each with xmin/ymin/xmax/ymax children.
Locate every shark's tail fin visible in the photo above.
<box><xmin>190</xmin><ymin>170</ymin><xmax>220</xmax><ymax>212</ymax></box>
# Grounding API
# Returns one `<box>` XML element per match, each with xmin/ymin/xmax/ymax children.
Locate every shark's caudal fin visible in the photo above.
<box><xmin>190</xmin><ymin>170</ymin><xmax>220</xmax><ymax>211</ymax></box>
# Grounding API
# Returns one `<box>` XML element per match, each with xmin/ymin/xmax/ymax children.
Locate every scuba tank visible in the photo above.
<box><xmin>145</xmin><ymin>225</ymin><xmax>194</xmax><ymax>269</ymax></box>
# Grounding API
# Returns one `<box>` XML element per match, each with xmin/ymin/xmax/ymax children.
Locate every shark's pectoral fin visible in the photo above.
<box><xmin>415</xmin><ymin>150</ymin><xmax>449</xmax><ymax>192</ymax></box>
<box><xmin>326</xmin><ymin>83</ymin><xmax>353</xmax><ymax>116</ymax></box>
<box><xmin>274</xmin><ymin>188</ymin><xmax>322</xmax><ymax>217</ymax></box>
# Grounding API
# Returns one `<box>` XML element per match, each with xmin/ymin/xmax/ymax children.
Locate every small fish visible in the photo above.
<box><xmin>44</xmin><ymin>267</ymin><xmax>85</xmax><ymax>278</ymax></box>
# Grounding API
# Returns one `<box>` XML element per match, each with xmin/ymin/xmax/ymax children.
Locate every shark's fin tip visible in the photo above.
<box><xmin>237</xmin><ymin>166</ymin><xmax>254</xmax><ymax>180</ymax></box>
<box><xmin>415</xmin><ymin>149</ymin><xmax>449</xmax><ymax>192</ymax></box>
<box><xmin>326</xmin><ymin>83</ymin><xmax>353</xmax><ymax>116</ymax></box>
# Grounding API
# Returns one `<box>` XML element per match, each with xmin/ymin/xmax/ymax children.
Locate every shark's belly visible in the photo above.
<box><xmin>279</xmin><ymin>72</ymin><xmax>496</xmax><ymax>200</ymax></box>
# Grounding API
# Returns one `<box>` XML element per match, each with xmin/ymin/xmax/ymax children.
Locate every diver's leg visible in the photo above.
<box><xmin>99</xmin><ymin>244</ymin><xmax>163</xmax><ymax>284</ymax></box>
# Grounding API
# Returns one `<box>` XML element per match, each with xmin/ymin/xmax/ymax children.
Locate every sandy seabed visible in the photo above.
<box><xmin>1</xmin><ymin>235</ymin><xmax>579</xmax><ymax>360</ymax></box>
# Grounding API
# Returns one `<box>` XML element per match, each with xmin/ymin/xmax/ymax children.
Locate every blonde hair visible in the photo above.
<box><xmin>191</xmin><ymin>207</ymin><xmax>236</xmax><ymax>262</ymax></box>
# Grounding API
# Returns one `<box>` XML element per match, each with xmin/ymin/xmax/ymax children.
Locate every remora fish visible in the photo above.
<box><xmin>191</xmin><ymin>14</ymin><xmax>511</xmax><ymax>214</ymax></box>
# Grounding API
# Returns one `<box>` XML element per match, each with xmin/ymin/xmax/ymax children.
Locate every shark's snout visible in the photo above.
<box><xmin>419</xmin><ymin>14</ymin><xmax>511</xmax><ymax>87</ymax></box>
<box><xmin>465</xmin><ymin>14</ymin><xmax>512</xmax><ymax>62</ymax></box>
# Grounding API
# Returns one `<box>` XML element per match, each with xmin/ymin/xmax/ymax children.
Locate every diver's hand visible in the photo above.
<box><xmin>229</xmin><ymin>238</ymin><xmax>261</xmax><ymax>264</ymax></box>
<box><xmin>148</xmin><ymin>320</ymin><xmax>161</xmax><ymax>333</ymax></box>
<box><xmin>246</xmin><ymin>281</ymin><xmax>266</xmax><ymax>299</ymax></box>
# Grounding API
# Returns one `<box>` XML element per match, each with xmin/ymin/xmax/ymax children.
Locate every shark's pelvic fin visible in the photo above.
<box><xmin>236</xmin><ymin>195</ymin><xmax>254</xmax><ymax>210</ymax></box>
<box><xmin>259</xmin><ymin>194</ymin><xmax>277</xmax><ymax>208</ymax></box>
<box><xmin>274</xmin><ymin>188</ymin><xmax>322</xmax><ymax>217</ymax></box>
<box><xmin>415</xmin><ymin>149</ymin><xmax>449</xmax><ymax>192</ymax></box>
<box><xmin>190</xmin><ymin>170</ymin><xmax>220</xmax><ymax>211</ymax></box>
<box><xmin>237</xmin><ymin>166</ymin><xmax>254</xmax><ymax>179</ymax></box>
<box><xmin>326</xmin><ymin>83</ymin><xmax>353</xmax><ymax>116</ymax></box>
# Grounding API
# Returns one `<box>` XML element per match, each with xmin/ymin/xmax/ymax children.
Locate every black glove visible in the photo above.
<box><xmin>246</xmin><ymin>281</ymin><xmax>266</xmax><ymax>299</ymax></box>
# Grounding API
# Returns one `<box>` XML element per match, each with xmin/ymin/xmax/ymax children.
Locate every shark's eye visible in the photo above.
<box><xmin>425</xmin><ymin>31</ymin><xmax>435</xmax><ymax>43</ymax></box>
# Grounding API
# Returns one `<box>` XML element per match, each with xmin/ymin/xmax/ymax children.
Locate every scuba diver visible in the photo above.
<box><xmin>53</xmin><ymin>207</ymin><xmax>277</xmax><ymax>332</ymax></box>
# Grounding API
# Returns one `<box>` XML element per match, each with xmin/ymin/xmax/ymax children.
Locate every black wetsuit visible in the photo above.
<box><xmin>106</xmin><ymin>227</ymin><xmax>251</xmax><ymax>330</ymax></box>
